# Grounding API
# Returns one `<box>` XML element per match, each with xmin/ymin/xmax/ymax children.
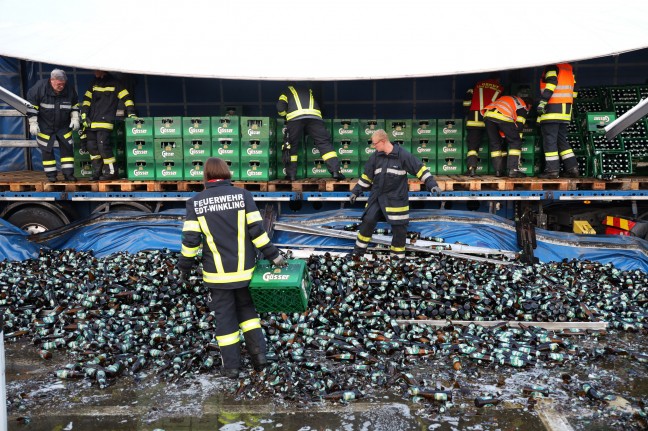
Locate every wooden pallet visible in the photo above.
<box><xmin>268</xmin><ymin>179</ymin><xmax>326</xmax><ymax>192</ymax></box>
<box><xmin>231</xmin><ymin>181</ymin><xmax>268</xmax><ymax>192</ymax></box>
<box><xmin>324</xmin><ymin>179</ymin><xmax>358</xmax><ymax>192</ymax></box>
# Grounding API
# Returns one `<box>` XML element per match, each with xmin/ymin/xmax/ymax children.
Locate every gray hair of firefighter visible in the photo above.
<box><xmin>50</xmin><ymin>69</ymin><xmax>67</xmax><ymax>81</ymax></box>
<box><xmin>204</xmin><ymin>157</ymin><xmax>232</xmax><ymax>181</ymax></box>
<box><xmin>373</xmin><ymin>129</ymin><xmax>389</xmax><ymax>142</ymax></box>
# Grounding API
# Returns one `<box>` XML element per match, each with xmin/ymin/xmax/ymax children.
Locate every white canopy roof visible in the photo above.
<box><xmin>1</xmin><ymin>0</ymin><xmax>648</xmax><ymax>80</ymax></box>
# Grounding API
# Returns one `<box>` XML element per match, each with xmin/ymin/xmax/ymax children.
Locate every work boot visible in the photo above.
<box><xmin>465</xmin><ymin>166</ymin><xmax>476</xmax><ymax>177</ymax></box>
<box><xmin>250</xmin><ymin>353</ymin><xmax>268</xmax><ymax>372</ymax></box>
<box><xmin>562</xmin><ymin>167</ymin><xmax>579</xmax><ymax>178</ymax></box>
<box><xmin>46</xmin><ymin>173</ymin><xmax>58</xmax><ymax>183</ymax></box>
<box><xmin>63</xmin><ymin>174</ymin><xmax>77</xmax><ymax>182</ymax></box>
<box><xmin>508</xmin><ymin>170</ymin><xmax>527</xmax><ymax>178</ymax></box>
<box><xmin>332</xmin><ymin>171</ymin><xmax>346</xmax><ymax>181</ymax></box>
<box><xmin>284</xmin><ymin>162</ymin><xmax>297</xmax><ymax>181</ymax></box>
<box><xmin>99</xmin><ymin>173</ymin><xmax>118</xmax><ymax>181</ymax></box>
<box><xmin>221</xmin><ymin>368</ymin><xmax>240</xmax><ymax>380</ymax></box>
<box><xmin>90</xmin><ymin>159</ymin><xmax>103</xmax><ymax>181</ymax></box>
<box><xmin>538</xmin><ymin>171</ymin><xmax>559</xmax><ymax>179</ymax></box>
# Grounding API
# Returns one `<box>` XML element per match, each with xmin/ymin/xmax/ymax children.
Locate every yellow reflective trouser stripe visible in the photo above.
<box><xmin>560</xmin><ymin>149</ymin><xmax>574</xmax><ymax>157</ymax></box>
<box><xmin>467</xmin><ymin>150</ymin><xmax>478</xmax><ymax>157</ymax></box>
<box><xmin>390</xmin><ymin>246</ymin><xmax>406</xmax><ymax>252</ymax></box>
<box><xmin>124</xmin><ymin>100</ymin><xmax>134</xmax><ymax>107</ymax></box>
<box><xmin>240</xmin><ymin>318</ymin><xmax>261</xmax><ymax>332</ymax></box>
<box><xmin>104</xmin><ymin>157</ymin><xmax>116</xmax><ymax>164</ymax></box>
<box><xmin>37</xmin><ymin>132</ymin><xmax>50</xmax><ymax>139</ymax></box>
<box><xmin>546</xmin><ymin>151</ymin><xmax>559</xmax><ymax>157</ymax></box>
<box><xmin>198</xmin><ymin>215</ymin><xmax>224</xmax><ymax>273</ymax></box>
<box><xmin>279</xmin><ymin>94</ymin><xmax>288</xmax><ymax>102</ymax></box>
<box><xmin>118</xmin><ymin>89</ymin><xmax>129</xmax><ymax>98</ymax></box>
<box><xmin>416</xmin><ymin>166</ymin><xmax>427</xmax><ymax>178</ymax></box>
<box><xmin>43</xmin><ymin>160</ymin><xmax>56</xmax><ymax>166</ymax></box>
<box><xmin>91</xmin><ymin>122</ymin><xmax>114</xmax><ymax>130</ymax></box>
<box><xmin>246</xmin><ymin>211</ymin><xmax>262</xmax><ymax>224</ymax></box>
<box><xmin>82</xmin><ymin>101</ymin><xmax>91</xmax><ymax>106</ymax></box>
<box><xmin>361</xmin><ymin>173</ymin><xmax>372</xmax><ymax>183</ymax></box>
<box><xmin>491</xmin><ymin>151</ymin><xmax>503</xmax><ymax>157</ymax></box>
<box><xmin>252</xmin><ymin>232</ymin><xmax>270</xmax><ymax>248</ymax></box>
<box><xmin>386</xmin><ymin>206</ymin><xmax>409</xmax><ymax>212</ymax></box>
<box><xmin>357</xmin><ymin>232</ymin><xmax>371</xmax><ymax>242</ymax></box>
<box><xmin>60</xmin><ymin>157</ymin><xmax>74</xmax><ymax>162</ymax></box>
<box><xmin>84</xmin><ymin>91</ymin><xmax>93</xmax><ymax>98</ymax></box>
<box><xmin>237</xmin><ymin>210</ymin><xmax>245</xmax><ymax>272</ymax></box>
<box><xmin>63</xmin><ymin>131</ymin><xmax>72</xmax><ymax>139</ymax></box>
<box><xmin>321</xmin><ymin>151</ymin><xmax>336</xmax><ymax>161</ymax></box>
<box><xmin>203</xmin><ymin>268</ymin><xmax>254</xmax><ymax>283</ymax></box>
<box><xmin>509</xmin><ymin>149</ymin><xmax>521</xmax><ymax>156</ymax></box>
<box><xmin>216</xmin><ymin>331</ymin><xmax>240</xmax><ymax>347</ymax></box>
<box><xmin>90</xmin><ymin>154</ymin><xmax>102</xmax><ymax>160</ymax></box>
<box><xmin>290</xmin><ymin>155</ymin><xmax>298</xmax><ymax>162</ymax></box>
<box><xmin>181</xmin><ymin>244</ymin><xmax>200</xmax><ymax>257</ymax></box>
<box><xmin>94</xmin><ymin>86</ymin><xmax>115</xmax><ymax>92</ymax></box>
<box><xmin>183</xmin><ymin>220</ymin><xmax>201</xmax><ymax>232</ymax></box>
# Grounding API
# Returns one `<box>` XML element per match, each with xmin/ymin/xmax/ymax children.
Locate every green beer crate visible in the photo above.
<box><xmin>437</xmin><ymin>157</ymin><xmax>463</xmax><ymax>175</ymax></box>
<box><xmin>222</xmin><ymin>157</ymin><xmax>241</xmax><ymax>181</ymax></box>
<box><xmin>393</xmin><ymin>140</ymin><xmax>412</xmax><ymax>154</ymax></box>
<box><xmin>412</xmin><ymin>119</ymin><xmax>437</xmax><ymax>140</ymax></box>
<box><xmin>126</xmin><ymin>160</ymin><xmax>156</xmax><ymax>180</ymax></box>
<box><xmin>153</xmin><ymin>117</ymin><xmax>183</xmax><ymax>138</ymax></box>
<box><xmin>212</xmin><ymin>116</ymin><xmax>240</xmax><ymax>139</ymax></box>
<box><xmin>332</xmin><ymin>119</ymin><xmax>360</xmax><ymax>141</ymax></box>
<box><xmin>419</xmin><ymin>157</ymin><xmax>437</xmax><ymax>175</ymax></box>
<box><xmin>240</xmin><ymin>139</ymin><xmax>276</xmax><ymax>161</ymax></box>
<box><xmin>518</xmin><ymin>155</ymin><xmax>539</xmax><ymax>176</ymax></box>
<box><xmin>360</xmin><ymin>139</ymin><xmax>376</xmax><ymax>162</ymax></box>
<box><xmin>182</xmin><ymin>117</ymin><xmax>211</xmax><ymax>139</ymax></box>
<box><xmin>588</xmin><ymin>131</ymin><xmax>623</xmax><ymax>153</ymax></box>
<box><xmin>308</xmin><ymin>159</ymin><xmax>331</xmax><ymax>178</ymax></box>
<box><xmin>386</xmin><ymin>119</ymin><xmax>412</xmax><ymax>141</ymax></box>
<box><xmin>239</xmin><ymin>159</ymin><xmax>276</xmax><ymax>181</ymax></box>
<box><xmin>125</xmin><ymin>138</ymin><xmax>155</xmax><ymax>161</ymax></box>
<box><xmin>277</xmin><ymin>160</ymin><xmax>306</xmax><ymax>180</ymax></box>
<box><xmin>569</xmin><ymin>153</ymin><xmax>591</xmax><ymax>177</ymax></box>
<box><xmin>474</xmin><ymin>156</ymin><xmax>491</xmax><ymax>175</ymax></box>
<box><xmin>566</xmin><ymin>134</ymin><xmax>587</xmax><ymax>153</ymax></box>
<box><xmin>593</xmin><ymin>151</ymin><xmax>632</xmax><ymax>177</ymax></box>
<box><xmin>339</xmin><ymin>159</ymin><xmax>361</xmax><ymax>178</ymax></box>
<box><xmin>359</xmin><ymin>119</ymin><xmax>385</xmax><ymax>140</ymax></box>
<box><xmin>585</xmin><ymin>112</ymin><xmax>616</xmax><ymax>132</ymax></box>
<box><xmin>249</xmin><ymin>259</ymin><xmax>311</xmax><ymax>313</ymax></box>
<box><xmin>520</xmin><ymin>135</ymin><xmax>539</xmax><ymax>155</ymax></box>
<box><xmin>154</xmin><ymin>139</ymin><xmax>184</xmax><ymax>161</ymax></box>
<box><xmin>155</xmin><ymin>160</ymin><xmax>184</xmax><ymax>180</ymax></box>
<box><xmin>437</xmin><ymin>119</ymin><xmax>464</xmax><ymax>140</ymax></box>
<box><xmin>437</xmin><ymin>138</ymin><xmax>463</xmax><ymax>159</ymax></box>
<box><xmin>125</xmin><ymin>117</ymin><xmax>154</xmax><ymax>139</ymax></box>
<box><xmin>212</xmin><ymin>138</ymin><xmax>240</xmax><ymax>159</ymax></box>
<box><xmin>240</xmin><ymin>117</ymin><xmax>276</xmax><ymax>140</ymax></box>
<box><xmin>184</xmin><ymin>157</ymin><xmax>210</xmax><ymax>180</ymax></box>
<box><xmin>334</xmin><ymin>140</ymin><xmax>361</xmax><ymax>161</ymax></box>
<box><xmin>183</xmin><ymin>139</ymin><xmax>210</xmax><ymax>159</ymax></box>
<box><xmin>412</xmin><ymin>139</ymin><xmax>437</xmax><ymax>159</ymax></box>
<box><xmin>222</xmin><ymin>105</ymin><xmax>243</xmax><ymax>116</ymax></box>
<box><xmin>74</xmin><ymin>159</ymin><xmax>93</xmax><ymax>179</ymax></box>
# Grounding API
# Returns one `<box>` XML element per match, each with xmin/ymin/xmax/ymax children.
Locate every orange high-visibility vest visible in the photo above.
<box><xmin>541</xmin><ymin>63</ymin><xmax>575</xmax><ymax>104</ymax></box>
<box><xmin>481</xmin><ymin>96</ymin><xmax>527</xmax><ymax>122</ymax></box>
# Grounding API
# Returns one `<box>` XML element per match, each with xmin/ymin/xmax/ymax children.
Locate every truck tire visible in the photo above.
<box><xmin>6</xmin><ymin>207</ymin><xmax>66</xmax><ymax>234</ymax></box>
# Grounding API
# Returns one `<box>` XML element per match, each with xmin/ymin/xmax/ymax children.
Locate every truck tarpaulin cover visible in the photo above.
<box><xmin>3</xmin><ymin>209</ymin><xmax>647</xmax><ymax>272</ymax></box>
<box><xmin>1</xmin><ymin>0</ymin><xmax>648</xmax><ymax>80</ymax></box>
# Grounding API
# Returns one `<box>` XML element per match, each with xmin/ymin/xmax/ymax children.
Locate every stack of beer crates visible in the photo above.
<box><xmin>332</xmin><ymin>119</ymin><xmax>361</xmax><ymax>178</ymax></box>
<box><xmin>411</xmin><ymin>119</ymin><xmax>437</xmax><ymax>175</ymax></box>
<box><xmin>436</xmin><ymin>119</ymin><xmax>463</xmax><ymax>175</ymax></box>
<box><xmin>239</xmin><ymin>117</ymin><xmax>277</xmax><ymax>181</ymax></box>
<box><xmin>358</xmin><ymin>119</ymin><xmax>385</xmax><ymax>166</ymax></box>
<box><xmin>212</xmin><ymin>115</ymin><xmax>241</xmax><ymax>180</ymax></box>
<box><xmin>74</xmin><ymin>120</ymin><xmax>127</xmax><ymax>179</ymax></box>
<box><xmin>154</xmin><ymin>117</ymin><xmax>183</xmax><ymax>180</ymax></box>
<box><xmin>125</xmin><ymin>117</ymin><xmax>155</xmax><ymax>180</ymax></box>
<box><xmin>73</xmin><ymin>129</ymin><xmax>92</xmax><ymax>179</ymax></box>
<box><xmin>608</xmin><ymin>86</ymin><xmax>646</xmax><ymax>175</ymax></box>
<box><xmin>183</xmin><ymin>117</ymin><xmax>211</xmax><ymax>180</ymax></box>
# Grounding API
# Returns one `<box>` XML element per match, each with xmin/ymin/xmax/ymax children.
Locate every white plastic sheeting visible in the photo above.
<box><xmin>1</xmin><ymin>0</ymin><xmax>648</xmax><ymax>80</ymax></box>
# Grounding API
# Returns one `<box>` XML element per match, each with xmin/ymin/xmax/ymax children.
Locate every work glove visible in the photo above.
<box><xmin>272</xmin><ymin>254</ymin><xmax>287</xmax><ymax>268</ymax></box>
<box><xmin>70</xmin><ymin>111</ymin><xmax>80</xmax><ymax>131</ymax></box>
<box><xmin>349</xmin><ymin>191</ymin><xmax>360</xmax><ymax>204</ymax></box>
<box><xmin>428</xmin><ymin>185</ymin><xmax>442</xmax><ymax>196</ymax></box>
<box><xmin>28</xmin><ymin>116</ymin><xmax>39</xmax><ymax>136</ymax></box>
<box><xmin>536</xmin><ymin>100</ymin><xmax>547</xmax><ymax>116</ymax></box>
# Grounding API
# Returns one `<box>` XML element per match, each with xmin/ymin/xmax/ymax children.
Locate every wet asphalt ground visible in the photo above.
<box><xmin>4</xmin><ymin>331</ymin><xmax>647</xmax><ymax>431</ymax></box>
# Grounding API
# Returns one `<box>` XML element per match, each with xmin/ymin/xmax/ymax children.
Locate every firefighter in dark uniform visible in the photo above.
<box><xmin>177</xmin><ymin>157</ymin><xmax>286</xmax><ymax>379</ymax></box>
<box><xmin>26</xmin><ymin>69</ymin><xmax>80</xmax><ymax>182</ymax></box>
<box><xmin>81</xmin><ymin>70</ymin><xmax>136</xmax><ymax>180</ymax></box>
<box><xmin>277</xmin><ymin>84</ymin><xmax>345</xmax><ymax>181</ymax></box>
<box><xmin>463</xmin><ymin>78</ymin><xmax>503</xmax><ymax>176</ymax></box>
<box><xmin>482</xmin><ymin>95</ymin><xmax>530</xmax><ymax>178</ymax></box>
<box><xmin>348</xmin><ymin>130</ymin><xmax>441</xmax><ymax>258</ymax></box>
<box><xmin>536</xmin><ymin>63</ymin><xmax>579</xmax><ymax>178</ymax></box>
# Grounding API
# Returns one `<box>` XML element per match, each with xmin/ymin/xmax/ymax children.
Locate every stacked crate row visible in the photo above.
<box><xmin>74</xmin><ymin>121</ymin><xmax>126</xmax><ymax>179</ymax></box>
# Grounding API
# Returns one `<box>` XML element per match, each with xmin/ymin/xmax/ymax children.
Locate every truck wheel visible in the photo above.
<box><xmin>6</xmin><ymin>207</ymin><xmax>66</xmax><ymax>234</ymax></box>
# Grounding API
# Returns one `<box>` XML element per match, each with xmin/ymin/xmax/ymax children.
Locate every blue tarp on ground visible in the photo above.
<box><xmin>2</xmin><ymin>208</ymin><xmax>647</xmax><ymax>272</ymax></box>
<box><xmin>0</xmin><ymin>219</ymin><xmax>41</xmax><ymax>261</ymax></box>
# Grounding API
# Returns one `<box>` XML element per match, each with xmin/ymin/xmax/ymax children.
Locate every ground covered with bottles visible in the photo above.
<box><xmin>1</xmin><ymin>249</ymin><xmax>647</xmax><ymax>430</ymax></box>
